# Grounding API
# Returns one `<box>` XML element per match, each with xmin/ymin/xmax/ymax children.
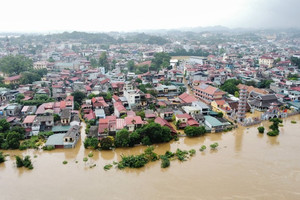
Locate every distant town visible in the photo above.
<box><xmin>0</xmin><ymin>30</ymin><xmax>299</xmax><ymax>152</ymax></box>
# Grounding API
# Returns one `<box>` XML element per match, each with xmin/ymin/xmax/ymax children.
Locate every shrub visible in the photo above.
<box><xmin>210</xmin><ymin>143</ymin><xmax>219</xmax><ymax>150</ymax></box>
<box><xmin>43</xmin><ymin>145</ymin><xmax>55</xmax><ymax>151</ymax></box>
<box><xmin>184</xmin><ymin>126</ymin><xmax>206</xmax><ymax>137</ymax></box>
<box><xmin>291</xmin><ymin>120</ymin><xmax>297</xmax><ymax>124</ymax></box>
<box><xmin>267</xmin><ymin>130</ymin><xmax>279</xmax><ymax>136</ymax></box>
<box><xmin>175</xmin><ymin>148</ymin><xmax>189</xmax><ymax>161</ymax></box>
<box><xmin>160</xmin><ymin>156</ymin><xmax>170</xmax><ymax>168</ymax></box>
<box><xmin>199</xmin><ymin>145</ymin><xmax>206</xmax><ymax>151</ymax></box>
<box><xmin>104</xmin><ymin>164</ymin><xmax>113</xmax><ymax>170</ymax></box>
<box><xmin>16</xmin><ymin>155</ymin><xmax>33</xmax><ymax>169</ymax></box>
<box><xmin>83</xmin><ymin>157</ymin><xmax>88</xmax><ymax>162</ymax></box>
<box><xmin>189</xmin><ymin>149</ymin><xmax>196</xmax><ymax>156</ymax></box>
<box><xmin>88</xmin><ymin>152</ymin><xmax>93</xmax><ymax>157</ymax></box>
<box><xmin>63</xmin><ymin>161</ymin><xmax>68</xmax><ymax>165</ymax></box>
<box><xmin>84</xmin><ymin>137</ymin><xmax>99</xmax><ymax>149</ymax></box>
<box><xmin>100</xmin><ymin>136</ymin><xmax>114</xmax><ymax>150</ymax></box>
<box><xmin>0</xmin><ymin>152</ymin><xmax>5</xmax><ymax>163</ymax></box>
<box><xmin>141</xmin><ymin>136</ymin><xmax>152</xmax><ymax>145</ymax></box>
<box><xmin>257</xmin><ymin>126</ymin><xmax>265</xmax><ymax>134</ymax></box>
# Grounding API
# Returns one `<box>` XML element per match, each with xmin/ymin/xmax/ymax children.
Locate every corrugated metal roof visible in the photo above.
<box><xmin>45</xmin><ymin>134</ymin><xmax>65</xmax><ymax>146</ymax></box>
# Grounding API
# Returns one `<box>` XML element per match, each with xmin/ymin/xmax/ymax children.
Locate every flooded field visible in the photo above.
<box><xmin>1</xmin><ymin>116</ymin><xmax>300</xmax><ymax>200</ymax></box>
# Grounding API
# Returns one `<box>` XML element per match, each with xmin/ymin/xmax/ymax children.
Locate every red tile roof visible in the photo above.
<box><xmin>23</xmin><ymin>115</ymin><xmax>36</xmax><ymax>124</ymax></box>
<box><xmin>155</xmin><ymin>117</ymin><xmax>176</xmax><ymax>133</ymax></box>
<box><xmin>5</xmin><ymin>75</ymin><xmax>21</xmax><ymax>81</ymax></box>
<box><xmin>178</xmin><ymin>92</ymin><xmax>197</xmax><ymax>103</ymax></box>
<box><xmin>114</xmin><ymin>102</ymin><xmax>126</xmax><ymax>112</ymax></box>
<box><xmin>125</xmin><ymin>116</ymin><xmax>144</xmax><ymax>125</ymax></box>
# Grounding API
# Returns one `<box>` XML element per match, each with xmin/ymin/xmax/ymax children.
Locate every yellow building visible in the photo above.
<box><xmin>4</xmin><ymin>75</ymin><xmax>21</xmax><ymax>85</ymax></box>
<box><xmin>211</xmin><ymin>100</ymin><xmax>232</xmax><ymax>117</ymax></box>
<box><xmin>259</xmin><ymin>56</ymin><xmax>274</xmax><ymax>68</ymax></box>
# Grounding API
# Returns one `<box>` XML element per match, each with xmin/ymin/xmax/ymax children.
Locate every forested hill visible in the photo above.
<box><xmin>5</xmin><ymin>31</ymin><xmax>170</xmax><ymax>45</ymax></box>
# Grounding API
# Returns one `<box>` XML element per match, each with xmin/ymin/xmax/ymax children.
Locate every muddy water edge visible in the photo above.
<box><xmin>0</xmin><ymin>116</ymin><xmax>300</xmax><ymax>200</ymax></box>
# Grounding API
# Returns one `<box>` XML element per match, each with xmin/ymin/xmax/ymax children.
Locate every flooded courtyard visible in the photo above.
<box><xmin>1</xmin><ymin>115</ymin><xmax>300</xmax><ymax>200</ymax></box>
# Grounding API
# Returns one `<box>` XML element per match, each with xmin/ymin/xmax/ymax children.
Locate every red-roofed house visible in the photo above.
<box><xmin>4</xmin><ymin>75</ymin><xmax>22</xmax><ymax>85</ymax></box>
<box><xmin>175</xmin><ymin>113</ymin><xmax>199</xmax><ymax>129</ymax></box>
<box><xmin>155</xmin><ymin>117</ymin><xmax>176</xmax><ymax>134</ymax></box>
<box><xmin>23</xmin><ymin>115</ymin><xmax>36</xmax><ymax>129</ymax></box>
<box><xmin>98</xmin><ymin>116</ymin><xmax>117</xmax><ymax>138</ymax></box>
<box><xmin>124</xmin><ymin>116</ymin><xmax>144</xmax><ymax>132</ymax></box>
<box><xmin>178</xmin><ymin>92</ymin><xmax>197</xmax><ymax>104</ymax></box>
<box><xmin>114</xmin><ymin>102</ymin><xmax>127</xmax><ymax>117</ymax></box>
<box><xmin>211</xmin><ymin>100</ymin><xmax>232</xmax><ymax>116</ymax></box>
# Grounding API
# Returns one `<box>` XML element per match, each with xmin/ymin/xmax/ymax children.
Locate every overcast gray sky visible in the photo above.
<box><xmin>0</xmin><ymin>0</ymin><xmax>299</xmax><ymax>32</ymax></box>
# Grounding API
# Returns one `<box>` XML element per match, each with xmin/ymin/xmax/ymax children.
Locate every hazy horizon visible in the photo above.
<box><xmin>0</xmin><ymin>0</ymin><xmax>299</xmax><ymax>33</ymax></box>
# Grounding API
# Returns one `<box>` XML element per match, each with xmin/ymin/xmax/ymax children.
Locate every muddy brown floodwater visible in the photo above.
<box><xmin>1</xmin><ymin>116</ymin><xmax>300</xmax><ymax>200</ymax></box>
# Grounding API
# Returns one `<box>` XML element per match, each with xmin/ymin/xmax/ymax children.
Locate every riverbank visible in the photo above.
<box><xmin>0</xmin><ymin>115</ymin><xmax>300</xmax><ymax>199</ymax></box>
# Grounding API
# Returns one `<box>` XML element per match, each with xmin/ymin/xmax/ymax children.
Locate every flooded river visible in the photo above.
<box><xmin>1</xmin><ymin>116</ymin><xmax>300</xmax><ymax>200</ymax></box>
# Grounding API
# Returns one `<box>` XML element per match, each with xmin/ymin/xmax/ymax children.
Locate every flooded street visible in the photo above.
<box><xmin>1</xmin><ymin>116</ymin><xmax>300</xmax><ymax>200</ymax></box>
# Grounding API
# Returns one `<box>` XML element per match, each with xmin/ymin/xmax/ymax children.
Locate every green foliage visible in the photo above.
<box><xmin>257</xmin><ymin>126</ymin><xmax>265</xmax><ymax>134</ymax></box>
<box><xmin>0</xmin><ymin>119</ymin><xmax>10</xmax><ymax>132</ymax></box>
<box><xmin>267</xmin><ymin>130</ymin><xmax>279</xmax><ymax>136</ymax></box>
<box><xmin>115</xmin><ymin>129</ymin><xmax>130</xmax><ymax>147</ymax></box>
<box><xmin>160</xmin><ymin>155</ymin><xmax>170</xmax><ymax>168</ymax></box>
<box><xmin>0</xmin><ymin>152</ymin><xmax>5</xmax><ymax>163</ymax></box>
<box><xmin>15</xmin><ymin>155</ymin><xmax>33</xmax><ymax>169</ymax></box>
<box><xmin>19</xmin><ymin>136</ymin><xmax>39</xmax><ymax>150</ymax></box>
<box><xmin>234</xmin><ymin>91</ymin><xmax>239</xmax><ymax>97</ymax></box>
<box><xmin>137</xmin><ymin>122</ymin><xmax>172</xmax><ymax>144</ymax></box>
<box><xmin>169</xmin><ymin>48</ymin><xmax>209</xmax><ymax>57</ymax></box>
<box><xmin>63</xmin><ymin>160</ymin><xmax>68</xmax><ymax>165</ymax></box>
<box><xmin>217</xmin><ymin>112</ymin><xmax>224</xmax><ymax>118</ymax></box>
<box><xmin>84</xmin><ymin>137</ymin><xmax>99</xmax><ymax>149</ymax></box>
<box><xmin>268</xmin><ymin>118</ymin><xmax>282</xmax><ymax>136</ymax></box>
<box><xmin>88</xmin><ymin>152</ymin><xmax>94</xmax><ymax>157</ymax></box>
<box><xmin>189</xmin><ymin>149</ymin><xmax>196</xmax><ymax>156</ymax></box>
<box><xmin>220</xmin><ymin>79</ymin><xmax>241</xmax><ymax>95</ymax></box>
<box><xmin>199</xmin><ymin>145</ymin><xmax>206</xmax><ymax>151</ymax></box>
<box><xmin>42</xmin><ymin>145</ymin><xmax>55</xmax><ymax>151</ymax></box>
<box><xmin>74</xmin><ymin>102</ymin><xmax>80</xmax><ymax>110</ymax></box>
<box><xmin>127</xmin><ymin>60</ymin><xmax>135</xmax><ymax>72</ymax></box>
<box><xmin>210</xmin><ymin>142</ymin><xmax>219</xmax><ymax>150</ymax></box>
<box><xmin>291</xmin><ymin>120</ymin><xmax>297</xmax><ymax>124</ymax></box>
<box><xmin>100</xmin><ymin>136</ymin><xmax>114</xmax><ymax>150</ymax></box>
<box><xmin>175</xmin><ymin>148</ymin><xmax>189</xmax><ymax>161</ymax></box>
<box><xmin>141</xmin><ymin>136</ymin><xmax>152</xmax><ymax>145</ymax></box>
<box><xmin>258</xmin><ymin>80</ymin><xmax>273</xmax><ymax>89</ymax></box>
<box><xmin>151</xmin><ymin>52</ymin><xmax>171</xmax><ymax>71</ymax></box>
<box><xmin>291</xmin><ymin>57</ymin><xmax>300</xmax><ymax>69</ymax></box>
<box><xmin>245</xmin><ymin>80</ymin><xmax>256</xmax><ymax>87</ymax></box>
<box><xmin>5</xmin><ymin>131</ymin><xmax>22</xmax><ymax>149</ymax></box>
<box><xmin>116</xmin><ymin>146</ymin><xmax>157</xmax><ymax>169</ymax></box>
<box><xmin>136</xmin><ymin>110</ymin><xmax>145</xmax><ymax>119</ymax></box>
<box><xmin>20</xmin><ymin>71</ymin><xmax>42</xmax><ymax>84</ymax></box>
<box><xmin>88</xmin><ymin>93</ymin><xmax>97</xmax><ymax>99</ymax></box>
<box><xmin>184</xmin><ymin>126</ymin><xmax>206</xmax><ymax>137</ymax></box>
<box><xmin>53</xmin><ymin>114</ymin><xmax>61</xmax><ymax>122</ymax></box>
<box><xmin>72</xmin><ymin>91</ymin><xmax>86</xmax><ymax>105</ymax></box>
<box><xmin>0</xmin><ymin>55</ymin><xmax>33</xmax><ymax>75</ymax></box>
<box><xmin>83</xmin><ymin>157</ymin><xmax>88</xmax><ymax>162</ymax></box>
<box><xmin>104</xmin><ymin>164</ymin><xmax>113</xmax><ymax>170</ymax></box>
<box><xmin>128</xmin><ymin>131</ymin><xmax>141</xmax><ymax>147</ymax></box>
<box><xmin>16</xmin><ymin>155</ymin><xmax>24</xmax><ymax>167</ymax></box>
<box><xmin>38</xmin><ymin>131</ymin><xmax>54</xmax><ymax>139</ymax></box>
<box><xmin>16</xmin><ymin>93</ymin><xmax>25</xmax><ymax>103</ymax></box>
<box><xmin>20</xmin><ymin>94</ymin><xmax>54</xmax><ymax>106</ymax></box>
<box><xmin>99</xmin><ymin>52</ymin><xmax>110</xmax><ymax>72</ymax></box>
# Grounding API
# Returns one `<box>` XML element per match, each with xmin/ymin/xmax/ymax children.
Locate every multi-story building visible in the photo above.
<box><xmin>194</xmin><ymin>83</ymin><xmax>225</xmax><ymax>104</ymax></box>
